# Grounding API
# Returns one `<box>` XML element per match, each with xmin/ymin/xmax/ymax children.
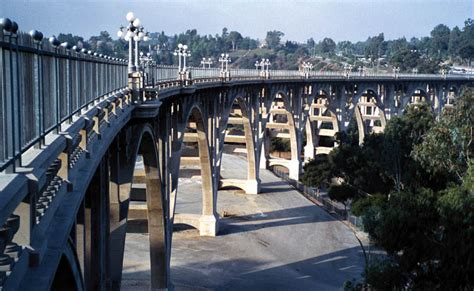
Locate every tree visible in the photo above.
<box><xmin>57</xmin><ymin>33</ymin><xmax>85</xmax><ymax>47</ymax></box>
<box><xmin>448</xmin><ymin>26</ymin><xmax>462</xmax><ymax>57</ymax></box>
<box><xmin>265</xmin><ymin>30</ymin><xmax>284</xmax><ymax>49</ymax></box>
<box><xmin>344</xmin><ymin>93</ymin><xmax>474</xmax><ymax>290</ymax></box>
<box><xmin>459</xmin><ymin>19</ymin><xmax>474</xmax><ymax>65</ymax></box>
<box><xmin>328</xmin><ymin>184</ymin><xmax>358</xmax><ymax>213</ymax></box>
<box><xmin>364</xmin><ymin>33</ymin><xmax>385</xmax><ymax>66</ymax></box>
<box><xmin>430</xmin><ymin>24</ymin><xmax>450</xmax><ymax>56</ymax></box>
<box><xmin>413</xmin><ymin>88</ymin><xmax>474</xmax><ymax>182</ymax></box>
<box><xmin>337</xmin><ymin>40</ymin><xmax>352</xmax><ymax>56</ymax></box>
<box><xmin>228</xmin><ymin>31</ymin><xmax>243</xmax><ymax>51</ymax></box>
<box><xmin>319</xmin><ymin>37</ymin><xmax>336</xmax><ymax>55</ymax></box>
<box><xmin>301</xmin><ymin>154</ymin><xmax>332</xmax><ymax>189</ymax></box>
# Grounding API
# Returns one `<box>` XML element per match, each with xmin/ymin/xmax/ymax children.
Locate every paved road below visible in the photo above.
<box><xmin>122</xmin><ymin>154</ymin><xmax>365</xmax><ymax>290</ymax></box>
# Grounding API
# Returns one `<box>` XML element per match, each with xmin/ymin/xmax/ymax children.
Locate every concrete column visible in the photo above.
<box><xmin>259</xmin><ymin>129</ymin><xmax>269</xmax><ymax>170</ymax></box>
<box><xmin>288</xmin><ymin>159</ymin><xmax>301</xmax><ymax>181</ymax></box>
<box><xmin>83</xmin><ymin>156</ymin><xmax>109</xmax><ymax>290</ymax></box>
<box><xmin>304</xmin><ymin>118</ymin><xmax>315</xmax><ymax>162</ymax></box>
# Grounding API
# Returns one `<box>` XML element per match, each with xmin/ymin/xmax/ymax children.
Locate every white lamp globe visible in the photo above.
<box><xmin>183</xmin><ymin>45</ymin><xmax>188</xmax><ymax>50</ymax></box>
<box><xmin>221</xmin><ymin>53</ymin><xmax>224</xmax><ymax>57</ymax></box>
<box><xmin>143</xmin><ymin>36</ymin><xmax>149</xmax><ymax>41</ymax></box>
<box><xmin>124</xmin><ymin>35</ymin><xmax>130</xmax><ymax>41</ymax></box>
<box><xmin>117</xmin><ymin>30</ymin><xmax>123</xmax><ymax>38</ymax></box>
<box><xmin>138</xmin><ymin>31</ymin><xmax>144</xmax><ymax>38</ymax></box>
<box><xmin>133</xmin><ymin>18</ymin><xmax>141</xmax><ymax>27</ymax></box>
<box><xmin>133</xmin><ymin>35</ymin><xmax>139</xmax><ymax>42</ymax></box>
<box><xmin>178</xmin><ymin>43</ymin><xmax>183</xmax><ymax>49</ymax></box>
<box><xmin>126</xmin><ymin>12</ymin><xmax>135</xmax><ymax>22</ymax></box>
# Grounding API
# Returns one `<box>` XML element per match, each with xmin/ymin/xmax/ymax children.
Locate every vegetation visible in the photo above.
<box><xmin>56</xmin><ymin>19</ymin><xmax>474</xmax><ymax>72</ymax></box>
<box><xmin>302</xmin><ymin>88</ymin><xmax>474</xmax><ymax>290</ymax></box>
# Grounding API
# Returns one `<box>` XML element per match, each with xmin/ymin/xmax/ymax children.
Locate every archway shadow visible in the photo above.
<box><xmin>219</xmin><ymin>205</ymin><xmax>336</xmax><ymax>236</ymax></box>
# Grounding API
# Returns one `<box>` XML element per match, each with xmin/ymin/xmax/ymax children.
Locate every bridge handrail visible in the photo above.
<box><xmin>0</xmin><ymin>29</ymin><xmax>128</xmax><ymax>172</ymax></box>
<box><xmin>142</xmin><ymin>64</ymin><xmax>472</xmax><ymax>87</ymax></box>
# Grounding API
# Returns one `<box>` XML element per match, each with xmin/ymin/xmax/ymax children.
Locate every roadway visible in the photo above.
<box><xmin>122</xmin><ymin>153</ymin><xmax>366</xmax><ymax>290</ymax></box>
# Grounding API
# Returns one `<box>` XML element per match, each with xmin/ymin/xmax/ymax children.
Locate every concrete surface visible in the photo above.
<box><xmin>122</xmin><ymin>154</ymin><xmax>365</xmax><ymax>290</ymax></box>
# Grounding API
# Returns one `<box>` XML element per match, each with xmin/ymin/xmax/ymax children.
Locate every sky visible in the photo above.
<box><xmin>2</xmin><ymin>0</ymin><xmax>473</xmax><ymax>43</ymax></box>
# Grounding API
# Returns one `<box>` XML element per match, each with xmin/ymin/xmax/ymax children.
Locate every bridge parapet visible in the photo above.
<box><xmin>0</xmin><ymin>25</ymin><xmax>128</xmax><ymax>173</ymax></box>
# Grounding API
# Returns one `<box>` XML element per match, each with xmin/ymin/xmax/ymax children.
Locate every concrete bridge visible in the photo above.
<box><xmin>0</xmin><ymin>18</ymin><xmax>473</xmax><ymax>290</ymax></box>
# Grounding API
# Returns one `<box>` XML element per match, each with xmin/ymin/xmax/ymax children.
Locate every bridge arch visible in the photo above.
<box><xmin>108</xmin><ymin>123</ymin><xmax>168</xmax><ymax>290</ymax></box>
<box><xmin>262</xmin><ymin>90</ymin><xmax>301</xmax><ymax>180</ymax></box>
<box><xmin>402</xmin><ymin>88</ymin><xmax>429</xmax><ymax>109</ymax></box>
<box><xmin>51</xmin><ymin>239</ymin><xmax>84</xmax><ymax>291</ymax></box>
<box><xmin>305</xmin><ymin>89</ymin><xmax>341</xmax><ymax>158</ymax></box>
<box><xmin>344</xmin><ymin>88</ymin><xmax>387</xmax><ymax>145</ymax></box>
<box><xmin>218</xmin><ymin>95</ymin><xmax>260</xmax><ymax>194</ymax></box>
<box><xmin>171</xmin><ymin>104</ymin><xmax>218</xmax><ymax>236</ymax></box>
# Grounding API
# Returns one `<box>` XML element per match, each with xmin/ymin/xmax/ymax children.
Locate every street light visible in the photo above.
<box><xmin>261</xmin><ymin>58</ymin><xmax>271</xmax><ymax>71</ymax></box>
<box><xmin>358</xmin><ymin>66</ymin><xmax>364</xmax><ymax>76</ymax></box>
<box><xmin>219</xmin><ymin>53</ymin><xmax>231</xmax><ymax>72</ymax></box>
<box><xmin>412</xmin><ymin>68</ymin><xmax>418</xmax><ymax>75</ymax></box>
<box><xmin>255</xmin><ymin>60</ymin><xmax>261</xmax><ymax>70</ymax></box>
<box><xmin>174</xmin><ymin>43</ymin><xmax>191</xmax><ymax>73</ymax></box>
<box><xmin>201</xmin><ymin>57</ymin><xmax>213</xmax><ymax>68</ymax></box>
<box><xmin>302</xmin><ymin>61</ymin><xmax>314</xmax><ymax>78</ymax></box>
<box><xmin>117</xmin><ymin>12</ymin><xmax>149</xmax><ymax>73</ymax></box>
<box><xmin>394</xmin><ymin>66</ymin><xmax>400</xmax><ymax>78</ymax></box>
<box><xmin>343</xmin><ymin>64</ymin><xmax>353</xmax><ymax>77</ymax></box>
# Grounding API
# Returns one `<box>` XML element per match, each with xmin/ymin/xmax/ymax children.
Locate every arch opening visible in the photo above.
<box><xmin>219</xmin><ymin>97</ymin><xmax>259</xmax><ymax>195</ymax></box>
<box><xmin>264</xmin><ymin>92</ymin><xmax>300</xmax><ymax>180</ymax></box>
<box><xmin>172</xmin><ymin>105</ymin><xmax>218</xmax><ymax>237</ymax></box>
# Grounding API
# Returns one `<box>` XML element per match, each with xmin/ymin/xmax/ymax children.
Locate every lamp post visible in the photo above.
<box><xmin>174</xmin><ymin>43</ymin><xmax>191</xmax><ymax>78</ymax></box>
<box><xmin>140</xmin><ymin>52</ymin><xmax>154</xmax><ymax>71</ymax></box>
<box><xmin>441</xmin><ymin>68</ymin><xmax>447</xmax><ymax>79</ymax></box>
<box><xmin>394</xmin><ymin>66</ymin><xmax>400</xmax><ymax>78</ymax></box>
<box><xmin>302</xmin><ymin>61</ymin><xmax>314</xmax><ymax>78</ymax></box>
<box><xmin>219</xmin><ymin>53</ymin><xmax>231</xmax><ymax>79</ymax></box>
<box><xmin>412</xmin><ymin>68</ymin><xmax>418</xmax><ymax>75</ymax></box>
<box><xmin>261</xmin><ymin>58</ymin><xmax>271</xmax><ymax>79</ymax></box>
<box><xmin>255</xmin><ymin>60</ymin><xmax>261</xmax><ymax>71</ymax></box>
<box><xmin>201</xmin><ymin>57</ymin><xmax>213</xmax><ymax>68</ymax></box>
<box><xmin>343</xmin><ymin>64</ymin><xmax>353</xmax><ymax>78</ymax></box>
<box><xmin>117</xmin><ymin>12</ymin><xmax>148</xmax><ymax>73</ymax></box>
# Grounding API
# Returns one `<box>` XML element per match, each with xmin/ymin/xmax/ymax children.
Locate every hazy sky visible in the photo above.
<box><xmin>2</xmin><ymin>0</ymin><xmax>473</xmax><ymax>42</ymax></box>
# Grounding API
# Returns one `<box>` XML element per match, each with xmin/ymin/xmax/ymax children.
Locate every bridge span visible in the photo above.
<box><xmin>0</xmin><ymin>20</ymin><xmax>473</xmax><ymax>290</ymax></box>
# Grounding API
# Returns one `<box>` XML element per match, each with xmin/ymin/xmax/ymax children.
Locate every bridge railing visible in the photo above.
<box><xmin>143</xmin><ymin>64</ymin><xmax>472</xmax><ymax>88</ymax></box>
<box><xmin>0</xmin><ymin>29</ymin><xmax>128</xmax><ymax>171</ymax></box>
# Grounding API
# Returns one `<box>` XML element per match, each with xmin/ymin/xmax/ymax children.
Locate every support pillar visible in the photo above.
<box><xmin>288</xmin><ymin>159</ymin><xmax>301</xmax><ymax>181</ymax></box>
<box><xmin>304</xmin><ymin>144</ymin><xmax>315</xmax><ymax>163</ymax></box>
<box><xmin>199</xmin><ymin>214</ymin><xmax>219</xmax><ymax>237</ymax></box>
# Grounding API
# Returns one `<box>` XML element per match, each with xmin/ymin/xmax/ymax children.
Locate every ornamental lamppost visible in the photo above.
<box><xmin>117</xmin><ymin>12</ymin><xmax>148</xmax><ymax>73</ymax></box>
<box><xmin>412</xmin><ymin>68</ymin><xmax>418</xmax><ymax>75</ymax></box>
<box><xmin>133</xmin><ymin>26</ymin><xmax>150</xmax><ymax>70</ymax></box>
<box><xmin>201</xmin><ymin>57</ymin><xmax>213</xmax><ymax>68</ymax></box>
<box><xmin>260</xmin><ymin>58</ymin><xmax>271</xmax><ymax>79</ymax></box>
<box><xmin>255</xmin><ymin>60</ymin><xmax>261</xmax><ymax>70</ymax></box>
<box><xmin>302</xmin><ymin>61</ymin><xmax>314</xmax><ymax>78</ymax></box>
<box><xmin>441</xmin><ymin>68</ymin><xmax>447</xmax><ymax>79</ymax></box>
<box><xmin>219</xmin><ymin>53</ymin><xmax>231</xmax><ymax>79</ymax></box>
<box><xmin>219</xmin><ymin>53</ymin><xmax>231</xmax><ymax>71</ymax></box>
<box><xmin>174</xmin><ymin>43</ymin><xmax>191</xmax><ymax>78</ymax></box>
<box><xmin>394</xmin><ymin>66</ymin><xmax>400</xmax><ymax>78</ymax></box>
<box><xmin>358</xmin><ymin>66</ymin><xmax>365</xmax><ymax>76</ymax></box>
<box><xmin>139</xmin><ymin>51</ymin><xmax>155</xmax><ymax>85</ymax></box>
<box><xmin>343</xmin><ymin>64</ymin><xmax>353</xmax><ymax>78</ymax></box>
